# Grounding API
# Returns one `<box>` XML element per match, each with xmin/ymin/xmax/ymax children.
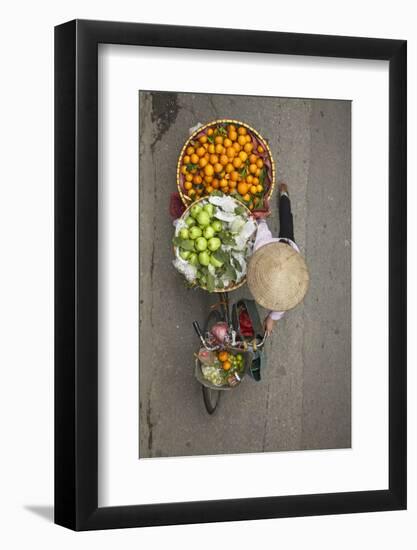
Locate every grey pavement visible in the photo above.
<box><xmin>139</xmin><ymin>91</ymin><xmax>351</xmax><ymax>458</ymax></box>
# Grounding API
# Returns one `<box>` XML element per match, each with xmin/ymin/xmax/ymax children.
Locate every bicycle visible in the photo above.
<box><xmin>192</xmin><ymin>292</ymin><xmax>268</xmax><ymax>414</ymax></box>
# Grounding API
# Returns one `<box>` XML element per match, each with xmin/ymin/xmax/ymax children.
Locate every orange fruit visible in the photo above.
<box><xmin>183</xmin><ymin>155</ymin><xmax>191</xmax><ymax>164</ymax></box>
<box><xmin>249</xmin><ymin>154</ymin><xmax>257</xmax><ymax>164</ymax></box>
<box><xmin>257</xmin><ymin>145</ymin><xmax>264</xmax><ymax>153</ymax></box>
<box><xmin>250</xmin><ymin>185</ymin><xmax>258</xmax><ymax>194</ymax></box>
<box><xmin>256</xmin><ymin>158</ymin><xmax>264</xmax><ymax>168</ymax></box>
<box><xmin>214</xmin><ymin>163</ymin><xmax>223</xmax><ymax>173</ymax></box>
<box><xmin>232</xmin><ymin>157</ymin><xmax>242</xmax><ymax>169</ymax></box>
<box><xmin>249</xmin><ymin>204</ymin><xmax>254</xmax><ymax>210</ymax></box>
<box><xmin>204</xmin><ymin>164</ymin><xmax>214</xmax><ymax>177</ymax></box>
<box><xmin>215</xmin><ymin>143</ymin><xmax>224</xmax><ymax>154</ymax></box>
<box><xmin>257</xmin><ymin>184</ymin><xmax>263</xmax><ymax>193</ymax></box>
<box><xmin>209</xmin><ymin>154</ymin><xmax>219</xmax><ymax>165</ymax></box>
<box><xmin>180</xmin><ymin>166</ymin><xmax>188</xmax><ymax>175</ymax></box>
<box><xmin>193</xmin><ymin>175</ymin><xmax>203</xmax><ymax>185</ymax></box>
<box><xmin>206</xmin><ymin>186</ymin><xmax>214</xmax><ymax>193</ymax></box>
<box><xmin>214</xmin><ymin>136</ymin><xmax>223</xmax><ymax>144</ymax></box>
<box><xmin>247</xmin><ymin>175</ymin><xmax>254</xmax><ymax>184</ymax></box>
<box><xmin>238</xmin><ymin>135</ymin><xmax>247</xmax><ymax>146</ymax></box>
<box><xmin>243</xmin><ymin>193</ymin><xmax>251</xmax><ymax>202</ymax></box>
<box><xmin>229</xmin><ymin>180</ymin><xmax>237</xmax><ymax>189</ymax></box>
<box><xmin>199</xmin><ymin>157</ymin><xmax>208</xmax><ymax>168</ymax></box>
<box><xmin>230</xmin><ymin>171</ymin><xmax>239</xmax><ymax>182</ymax></box>
<box><xmin>208</xmin><ymin>144</ymin><xmax>216</xmax><ymax>154</ymax></box>
<box><xmin>185</xmin><ymin>173</ymin><xmax>193</xmax><ymax>182</ymax></box>
<box><xmin>188</xmin><ymin>189</ymin><xmax>196</xmax><ymax>198</ymax></box>
<box><xmin>249</xmin><ymin>164</ymin><xmax>257</xmax><ymax>174</ymax></box>
<box><xmin>222</xmin><ymin>360</ymin><xmax>232</xmax><ymax>371</ymax></box>
<box><xmin>207</xmin><ymin>128</ymin><xmax>214</xmax><ymax>136</ymax></box>
<box><xmin>244</xmin><ymin>142</ymin><xmax>253</xmax><ymax>153</ymax></box>
<box><xmin>220</xmin><ymin>154</ymin><xmax>229</xmax><ymax>166</ymax></box>
<box><xmin>237</xmin><ymin>182</ymin><xmax>249</xmax><ymax>195</ymax></box>
<box><xmin>205</xmin><ymin>175</ymin><xmax>213</xmax><ymax>184</ymax></box>
<box><xmin>226</xmin><ymin>147</ymin><xmax>236</xmax><ymax>158</ymax></box>
<box><xmin>223</xmin><ymin>138</ymin><xmax>232</xmax><ymax>148</ymax></box>
<box><xmin>256</xmin><ymin>168</ymin><xmax>261</xmax><ymax>177</ymax></box>
<box><xmin>191</xmin><ymin>153</ymin><xmax>199</xmax><ymax>164</ymax></box>
<box><xmin>220</xmin><ymin>178</ymin><xmax>228</xmax><ymax>188</ymax></box>
<box><xmin>227</xmin><ymin>124</ymin><xmax>236</xmax><ymax>132</ymax></box>
<box><xmin>239</xmin><ymin>151</ymin><xmax>248</xmax><ymax>162</ymax></box>
<box><xmin>225</xmin><ymin>163</ymin><xmax>234</xmax><ymax>174</ymax></box>
<box><xmin>199</xmin><ymin>135</ymin><xmax>207</xmax><ymax>144</ymax></box>
<box><xmin>238</xmin><ymin>126</ymin><xmax>247</xmax><ymax>135</ymax></box>
<box><xmin>218</xmin><ymin>351</ymin><xmax>229</xmax><ymax>362</ymax></box>
<box><xmin>245</xmin><ymin>135</ymin><xmax>251</xmax><ymax>143</ymax></box>
<box><xmin>186</xmin><ymin>146</ymin><xmax>195</xmax><ymax>155</ymax></box>
<box><xmin>212</xmin><ymin>179</ymin><xmax>220</xmax><ymax>189</ymax></box>
<box><xmin>229</xmin><ymin>130</ymin><xmax>238</xmax><ymax>141</ymax></box>
<box><xmin>184</xmin><ymin>182</ymin><xmax>192</xmax><ymax>190</ymax></box>
<box><xmin>196</xmin><ymin>147</ymin><xmax>205</xmax><ymax>157</ymax></box>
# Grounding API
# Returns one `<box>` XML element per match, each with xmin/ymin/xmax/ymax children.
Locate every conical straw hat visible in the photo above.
<box><xmin>247</xmin><ymin>242</ymin><xmax>309</xmax><ymax>312</ymax></box>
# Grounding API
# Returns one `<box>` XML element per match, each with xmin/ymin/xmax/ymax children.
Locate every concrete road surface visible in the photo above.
<box><xmin>139</xmin><ymin>91</ymin><xmax>351</xmax><ymax>458</ymax></box>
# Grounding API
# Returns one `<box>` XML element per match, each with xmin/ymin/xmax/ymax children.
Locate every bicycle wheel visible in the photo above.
<box><xmin>201</xmin><ymin>309</ymin><xmax>223</xmax><ymax>415</ymax></box>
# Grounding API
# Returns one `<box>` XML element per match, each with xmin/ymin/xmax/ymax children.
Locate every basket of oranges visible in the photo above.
<box><xmin>177</xmin><ymin>120</ymin><xmax>275</xmax><ymax>213</ymax></box>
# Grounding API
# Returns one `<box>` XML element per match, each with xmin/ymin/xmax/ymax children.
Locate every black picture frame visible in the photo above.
<box><xmin>55</xmin><ymin>19</ymin><xmax>407</xmax><ymax>531</ymax></box>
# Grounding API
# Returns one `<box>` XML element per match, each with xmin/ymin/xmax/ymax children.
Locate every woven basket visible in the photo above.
<box><xmin>176</xmin><ymin>119</ymin><xmax>276</xmax><ymax>208</ymax></box>
<box><xmin>174</xmin><ymin>196</ymin><xmax>257</xmax><ymax>293</ymax></box>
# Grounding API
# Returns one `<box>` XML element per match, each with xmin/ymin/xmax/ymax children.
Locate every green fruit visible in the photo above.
<box><xmin>211</xmin><ymin>220</ymin><xmax>223</xmax><ymax>232</ymax></box>
<box><xmin>189</xmin><ymin>226</ymin><xmax>202</xmax><ymax>240</ymax></box>
<box><xmin>203</xmin><ymin>203</ymin><xmax>215</xmax><ymax>216</ymax></box>
<box><xmin>190</xmin><ymin>205</ymin><xmax>202</xmax><ymax>219</ymax></box>
<box><xmin>179</xmin><ymin>228</ymin><xmax>189</xmax><ymax>239</ymax></box>
<box><xmin>195</xmin><ymin>237</ymin><xmax>208</xmax><ymax>251</ymax></box>
<box><xmin>185</xmin><ymin>216</ymin><xmax>196</xmax><ymax>228</ymax></box>
<box><xmin>198</xmin><ymin>251</ymin><xmax>210</xmax><ymax>266</ymax></box>
<box><xmin>208</xmin><ymin>237</ymin><xmax>221</xmax><ymax>252</ymax></box>
<box><xmin>180</xmin><ymin>250</ymin><xmax>191</xmax><ymax>260</ymax></box>
<box><xmin>203</xmin><ymin>225</ymin><xmax>215</xmax><ymax>239</ymax></box>
<box><xmin>210</xmin><ymin>255</ymin><xmax>223</xmax><ymax>268</ymax></box>
<box><xmin>197</xmin><ymin>211</ymin><xmax>211</xmax><ymax>227</ymax></box>
<box><xmin>188</xmin><ymin>252</ymin><xmax>199</xmax><ymax>266</ymax></box>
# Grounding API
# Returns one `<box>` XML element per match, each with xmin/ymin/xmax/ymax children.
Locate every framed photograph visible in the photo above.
<box><xmin>55</xmin><ymin>20</ymin><xmax>406</xmax><ymax>530</ymax></box>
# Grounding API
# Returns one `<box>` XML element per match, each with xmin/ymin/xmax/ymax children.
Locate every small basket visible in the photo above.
<box><xmin>194</xmin><ymin>347</ymin><xmax>253</xmax><ymax>391</ymax></box>
<box><xmin>176</xmin><ymin>119</ymin><xmax>276</xmax><ymax>208</ymax></box>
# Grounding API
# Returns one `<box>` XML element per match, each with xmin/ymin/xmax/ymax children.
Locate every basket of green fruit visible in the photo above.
<box><xmin>172</xmin><ymin>194</ymin><xmax>258</xmax><ymax>292</ymax></box>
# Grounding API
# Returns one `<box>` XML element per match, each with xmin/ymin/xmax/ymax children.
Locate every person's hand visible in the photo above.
<box><xmin>263</xmin><ymin>315</ymin><xmax>276</xmax><ymax>335</ymax></box>
<box><xmin>252</xmin><ymin>199</ymin><xmax>271</xmax><ymax>220</ymax></box>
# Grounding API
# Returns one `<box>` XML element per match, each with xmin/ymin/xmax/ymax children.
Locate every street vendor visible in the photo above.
<box><xmin>248</xmin><ymin>183</ymin><xmax>310</xmax><ymax>334</ymax></box>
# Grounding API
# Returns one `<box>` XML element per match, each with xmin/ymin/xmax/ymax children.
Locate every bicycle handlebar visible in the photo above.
<box><xmin>192</xmin><ymin>321</ymin><xmax>220</xmax><ymax>351</ymax></box>
<box><xmin>193</xmin><ymin>319</ymin><xmax>269</xmax><ymax>352</ymax></box>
